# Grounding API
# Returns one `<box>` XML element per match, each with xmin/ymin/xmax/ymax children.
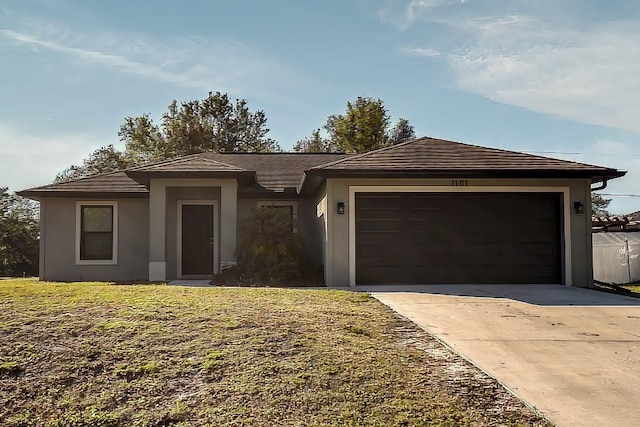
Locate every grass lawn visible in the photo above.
<box><xmin>0</xmin><ymin>280</ymin><xmax>550</xmax><ymax>427</ymax></box>
<box><xmin>595</xmin><ymin>283</ymin><xmax>640</xmax><ymax>298</ymax></box>
<box><xmin>623</xmin><ymin>285</ymin><xmax>640</xmax><ymax>294</ymax></box>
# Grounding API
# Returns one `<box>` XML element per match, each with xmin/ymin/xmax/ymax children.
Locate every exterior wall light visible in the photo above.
<box><xmin>574</xmin><ymin>201</ymin><xmax>585</xmax><ymax>214</ymax></box>
<box><xmin>337</xmin><ymin>202</ymin><xmax>345</xmax><ymax>215</ymax></box>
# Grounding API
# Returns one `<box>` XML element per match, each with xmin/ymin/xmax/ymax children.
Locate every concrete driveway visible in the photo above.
<box><xmin>362</xmin><ymin>285</ymin><xmax>640</xmax><ymax>427</ymax></box>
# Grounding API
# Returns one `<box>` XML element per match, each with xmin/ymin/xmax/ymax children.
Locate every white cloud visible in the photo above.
<box><xmin>393</xmin><ymin>2</ymin><xmax>640</xmax><ymax>133</ymax></box>
<box><xmin>401</xmin><ymin>47</ymin><xmax>441</xmax><ymax>57</ymax></box>
<box><xmin>0</xmin><ymin>24</ymin><xmax>304</xmax><ymax>96</ymax></box>
<box><xmin>445</xmin><ymin>18</ymin><xmax>640</xmax><ymax>133</ymax></box>
<box><xmin>0</xmin><ymin>124</ymin><xmax>113</xmax><ymax>192</ymax></box>
<box><xmin>381</xmin><ymin>0</ymin><xmax>468</xmax><ymax>29</ymax></box>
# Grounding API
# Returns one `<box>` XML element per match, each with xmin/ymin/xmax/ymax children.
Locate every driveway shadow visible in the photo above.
<box><xmin>357</xmin><ymin>284</ymin><xmax>640</xmax><ymax>307</ymax></box>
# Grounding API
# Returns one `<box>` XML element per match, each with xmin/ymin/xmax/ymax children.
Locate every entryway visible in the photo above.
<box><xmin>177</xmin><ymin>201</ymin><xmax>218</xmax><ymax>278</ymax></box>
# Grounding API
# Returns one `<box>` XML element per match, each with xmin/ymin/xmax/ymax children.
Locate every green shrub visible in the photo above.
<box><xmin>233</xmin><ymin>207</ymin><xmax>310</xmax><ymax>285</ymax></box>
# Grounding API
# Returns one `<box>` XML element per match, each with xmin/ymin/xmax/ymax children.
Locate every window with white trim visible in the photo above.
<box><xmin>76</xmin><ymin>201</ymin><xmax>118</xmax><ymax>264</ymax></box>
<box><xmin>256</xmin><ymin>201</ymin><xmax>298</xmax><ymax>232</ymax></box>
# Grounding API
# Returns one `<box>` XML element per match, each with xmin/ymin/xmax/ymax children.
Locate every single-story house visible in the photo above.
<box><xmin>19</xmin><ymin>136</ymin><xmax>625</xmax><ymax>287</ymax></box>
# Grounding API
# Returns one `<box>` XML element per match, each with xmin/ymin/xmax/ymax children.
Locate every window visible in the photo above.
<box><xmin>76</xmin><ymin>202</ymin><xmax>117</xmax><ymax>264</ymax></box>
<box><xmin>256</xmin><ymin>201</ymin><xmax>298</xmax><ymax>232</ymax></box>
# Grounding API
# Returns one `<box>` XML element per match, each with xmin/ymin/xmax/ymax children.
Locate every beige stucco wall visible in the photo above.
<box><xmin>322</xmin><ymin>177</ymin><xmax>593</xmax><ymax>287</ymax></box>
<box><xmin>39</xmin><ymin>198</ymin><xmax>149</xmax><ymax>281</ymax></box>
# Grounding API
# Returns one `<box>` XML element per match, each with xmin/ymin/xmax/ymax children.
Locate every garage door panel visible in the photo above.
<box><xmin>356</xmin><ymin>195</ymin><xmax>402</xmax><ymax>209</ymax></box>
<box><xmin>359</xmin><ymin>255</ymin><xmax>404</xmax><ymax>273</ymax></box>
<box><xmin>357</xmin><ymin>232</ymin><xmax>402</xmax><ymax>244</ymax></box>
<box><xmin>357</xmin><ymin>243</ymin><xmax>401</xmax><ymax>257</ymax></box>
<box><xmin>355</xmin><ymin>192</ymin><xmax>562</xmax><ymax>285</ymax></box>
<box><xmin>514</xmin><ymin>242</ymin><xmax>558</xmax><ymax>255</ymax></box>
<box><xmin>358</xmin><ymin>266</ymin><xmax>407</xmax><ymax>284</ymax></box>
<box><xmin>357</xmin><ymin>208</ymin><xmax>403</xmax><ymax>220</ymax></box>
<box><xmin>357</xmin><ymin>220</ymin><xmax>403</xmax><ymax>233</ymax></box>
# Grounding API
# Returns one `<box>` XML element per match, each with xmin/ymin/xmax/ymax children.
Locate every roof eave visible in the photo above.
<box><xmin>306</xmin><ymin>168</ymin><xmax>624</xmax><ymax>178</ymax></box>
<box><xmin>299</xmin><ymin>168</ymin><xmax>626</xmax><ymax>191</ymax></box>
<box><xmin>16</xmin><ymin>190</ymin><xmax>149</xmax><ymax>199</ymax></box>
<box><xmin>125</xmin><ymin>170</ymin><xmax>257</xmax><ymax>186</ymax></box>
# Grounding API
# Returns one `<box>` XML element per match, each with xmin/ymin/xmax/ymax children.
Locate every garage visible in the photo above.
<box><xmin>355</xmin><ymin>192</ymin><xmax>562</xmax><ymax>285</ymax></box>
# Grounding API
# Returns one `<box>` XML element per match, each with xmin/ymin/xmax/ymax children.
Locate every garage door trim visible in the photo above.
<box><xmin>348</xmin><ymin>186</ymin><xmax>571</xmax><ymax>287</ymax></box>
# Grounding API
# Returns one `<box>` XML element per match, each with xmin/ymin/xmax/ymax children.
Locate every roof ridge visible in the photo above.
<box><xmin>187</xmin><ymin>155</ymin><xmax>247</xmax><ymax>170</ymax></box>
<box><xmin>309</xmin><ymin>140</ymin><xmax>412</xmax><ymax>169</ymax></box>
<box><xmin>126</xmin><ymin>153</ymin><xmax>248</xmax><ymax>172</ymax></box>
<box><xmin>209</xmin><ymin>151</ymin><xmax>350</xmax><ymax>155</ymax></box>
<box><xmin>125</xmin><ymin>152</ymin><xmax>205</xmax><ymax>171</ymax></box>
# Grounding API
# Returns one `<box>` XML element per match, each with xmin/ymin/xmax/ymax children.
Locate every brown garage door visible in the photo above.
<box><xmin>355</xmin><ymin>192</ymin><xmax>562</xmax><ymax>285</ymax></box>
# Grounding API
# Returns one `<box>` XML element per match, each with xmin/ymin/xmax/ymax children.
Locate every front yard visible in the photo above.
<box><xmin>0</xmin><ymin>280</ymin><xmax>550</xmax><ymax>426</ymax></box>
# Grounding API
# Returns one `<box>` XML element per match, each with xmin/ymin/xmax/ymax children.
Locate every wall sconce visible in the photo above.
<box><xmin>574</xmin><ymin>201</ymin><xmax>585</xmax><ymax>214</ymax></box>
<box><xmin>337</xmin><ymin>202</ymin><xmax>345</xmax><ymax>215</ymax></box>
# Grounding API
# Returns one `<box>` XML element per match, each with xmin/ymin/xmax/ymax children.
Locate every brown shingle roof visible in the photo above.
<box><xmin>310</xmin><ymin>137</ymin><xmax>624</xmax><ymax>175</ymax></box>
<box><xmin>127</xmin><ymin>155</ymin><xmax>247</xmax><ymax>173</ymax></box>
<box><xmin>18</xmin><ymin>137</ymin><xmax>625</xmax><ymax>198</ymax></box>
<box><xmin>17</xmin><ymin>171</ymin><xmax>148</xmax><ymax>198</ymax></box>
<box><xmin>18</xmin><ymin>152</ymin><xmax>351</xmax><ymax>197</ymax></box>
<box><xmin>198</xmin><ymin>152</ymin><xmax>349</xmax><ymax>190</ymax></box>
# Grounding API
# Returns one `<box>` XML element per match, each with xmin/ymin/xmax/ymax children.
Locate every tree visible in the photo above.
<box><xmin>324</xmin><ymin>97</ymin><xmax>390</xmax><ymax>154</ymax></box>
<box><xmin>0</xmin><ymin>188</ymin><xmax>39</xmax><ymax>276</ymax></box>
<box><xmin>592</xmin><ymin>193</ymin><xmax>611</xmax><ymax>216</ymax></box>
<box><xmin>389</xmin><ymin>118</ymin><xmax>416</xmax><ymax>145</ymax></box>
<box><xmin>293</xmin><ymin>129</ymin><xmax>340</xmax><ymax>153</ymax></box>
<box><xmin>296</xmin><ymin>97</ymin><xmax>416</xmax><ymax>154</ymax></box>
<box><xmin>119</xmin><ymin>91</ymin><xmax>280</xmax><ymax>164</ymax></box>
<box><xmin>55</xmin><ymin>145</ymin><xmax>133</xmax><ymax>183</ymax></box>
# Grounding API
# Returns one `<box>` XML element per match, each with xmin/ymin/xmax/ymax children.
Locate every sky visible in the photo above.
<box><xmin>1</xmin><ymin>0</ymin><xmax>639</xmax><ymax>213</ymax></box>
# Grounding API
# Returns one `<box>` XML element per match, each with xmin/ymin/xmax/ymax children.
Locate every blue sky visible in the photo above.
<box><xmin>1</xmin><ymin>0</ymin><xmax>639</xmax><ymax>213</ymax></box>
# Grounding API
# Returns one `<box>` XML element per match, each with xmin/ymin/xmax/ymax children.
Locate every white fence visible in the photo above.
<box><xmin>593</xmin><ymin>232</ymin><xmax>640</xmax><ymax>284</ymax></box>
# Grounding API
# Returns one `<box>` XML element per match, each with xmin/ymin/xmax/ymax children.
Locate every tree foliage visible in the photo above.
<box><xmin>119</xmin><ymin>91</ymin><xmax>280</xmax><ymax>165</ymax></box>
<box><xmin>325</xmin><ymin>97</ymin><xmax>390</xmax><ymax>153</ymax></box>
<box><xmin>295</xmin><ymin>97</ymin><xmax>416</xmax><ymax>154</ymax></box>
<box><xmin>0</xmin><ymin>188</ymin><xmax>39</xmax><ymax>276</ymax></box>
<box><xmin>592</xmin><ymin>192</ymin><xmax>612</xmax><ymax>216</ymax></box>
<box><xmin>293</xmin><ymin>129</ymin><xmax>340</xmax><ymax>153</ymax></box>
<box><xmin>389</xmin><ymin>118</ymin><xmax>416</xmax><ymax>146</ymax></box>
<box><xmin>55</xmin><ymin>145</ymin><xmax>133</xmax><ymax>183</ymax></box>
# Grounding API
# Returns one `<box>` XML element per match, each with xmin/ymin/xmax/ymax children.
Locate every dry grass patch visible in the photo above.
<box><xmin>0</xmin><ymin>279</ymin><xmax>551</xmax><ymax>426</ymax></box>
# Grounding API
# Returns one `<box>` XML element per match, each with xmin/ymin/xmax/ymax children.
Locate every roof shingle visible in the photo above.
<box><xmin>18</xmin><ymin>171</ymin><xmax>148</xmax><ymax>198</ymax></box>
<box><xmin>310</xmin><ymin>137</ymin><xmax>623</xmax><ymax>173</ymax></box>
<box><xmin>18</xmin><ymin>137</ymin><xmax>625</xmax><ymax>198</ymax></box>
<box><xmin>126</xmin><ymin>155</ymin><xmax>247</xmax><ymax>173</ymax></box>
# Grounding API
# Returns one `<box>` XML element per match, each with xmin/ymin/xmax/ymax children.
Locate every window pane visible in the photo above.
<box><xmin>270</xmin><ymin>206</ymin><xmax>294</xmax><ymax>232</ymax></box>
<box><xmin>83</xmin><ymin>206</ymin><xmax>113</xmax><ymax>232</ymax></box>
<box><xmin>271</xmin><ymin>205</ymin><xmax>293</xmax><ymax>219</ymax></box>
<box><xmin>81</xmin><ymin>232</ymin><xmax>113</xmax><ymax>260</ymax></box>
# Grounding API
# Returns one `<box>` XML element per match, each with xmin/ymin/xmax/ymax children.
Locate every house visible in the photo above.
<box><xmin>18</xmin><ymin>137</ymin><xmax>625</xmax><ymax>287</ymax></box>
<box><xmin>592</xmin><ymin>216</ymin><xmax>636</xmax><ymax>233</ymax></box>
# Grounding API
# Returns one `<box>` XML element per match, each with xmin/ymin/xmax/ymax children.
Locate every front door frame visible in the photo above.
<box><xmin>177</xmin><ymin>200</ymin><xmax>219</xmax><ymax>278</ymax></box>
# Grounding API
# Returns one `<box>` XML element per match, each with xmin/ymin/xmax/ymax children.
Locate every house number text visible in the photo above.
<box><xmin>451</xmin><ymin>179</ymin><xmax>469</xmax><ymax>186</ymax></box>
